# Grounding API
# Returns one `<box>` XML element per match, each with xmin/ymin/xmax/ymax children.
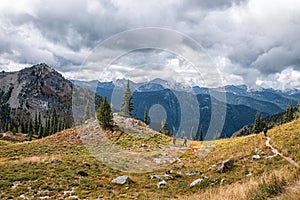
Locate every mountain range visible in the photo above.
<box><xmin>1</xmin><ymin>64</ymin><xmax>299</xmax><ymax>138</ymax></box>
<box><xmin>73</xmin><ymin>78</ymin><xmax>300</xmax><ymax>138</ymax></box>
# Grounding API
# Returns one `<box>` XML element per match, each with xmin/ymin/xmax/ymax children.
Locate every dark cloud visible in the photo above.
<box><xmin>0</xmin><ymin>0</ymin><xmax>300</xmax><ymax>89</ymax></box>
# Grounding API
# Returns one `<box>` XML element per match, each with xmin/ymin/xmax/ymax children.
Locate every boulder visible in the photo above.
<box><xmin>252</xmin><ymin>155</ymin><xmax>260</xmax><ymax>160</ymax></box>
<box><xmin>165</xmin><ymin>169</ymin><xmax>173</xmax><ymax>174</ymax></box>
<box><xmin>157</xmin><ymin>180</ymin><xmax>167</xmax><ymax>188</ymax></box>
<box><xmin>190</xmin><ymin>176</ymin><xmax>208</xmax><ymax>187</ymax></box>
<box><xmin>190</xmin><ymin>178</ymin><xmax>203</xmax><ymax>187</ymax></box>
<box><xmin>111</xmin><ymin>175</ymin><xmax>133</xmax><ymax>185</ymax></box>
<box><xmin>77</xmin><ymin>171</ymin><xmax>88</xmax><ymax>176</ymax></box>
<box><xmin>150</xmin><ymin>174</ymin><xmax>173</xmax><ymax>180</ymax></box>
<box><xmin>217</xmin><ymin>159</ymin><xmax>234</xmax><ymax>173</ymax></box>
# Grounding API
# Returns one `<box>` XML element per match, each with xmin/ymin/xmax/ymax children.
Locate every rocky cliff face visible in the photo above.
<box><xmin>0</xmin><ymin>63</ymin><xmax>73</xmax><ymax>118</ymax></box>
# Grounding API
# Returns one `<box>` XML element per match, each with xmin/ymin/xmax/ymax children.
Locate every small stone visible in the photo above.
<box><xmin>220</xmin><ymin>178</ymin><xmax>226</xmax><ymax>185</ymax></box>
<box><xmin>111</xmin><ymin>175</ymin><xmax>133</xmax><ymax>185</ymax></box>
<box><xmin>246</xmin><ymin>172</ymin><xmax>252</xmax><ymax>177</ymax></box>
<box><xmin>190</xmin><ymin>178</ymin><xmax>204</xmax><ymax>187</ymax></box>
<box><xmin>217</xmin><ymin>159</ymin><xmax>234</xmax><ymax>173</ymax></box>
<box><xmin>77</xmin><ymin>171</ymin><xmax>88</xmax><ymax>176</ymax></box>
<box><xmin>157</xmin><ymin>180</ymin><xmax>167</xmax><ymax>188</ymax></box>
<box><xmin>51</xmin><ymin>159</ymin><xmax>62</xmax><ymax>164</ymax></box>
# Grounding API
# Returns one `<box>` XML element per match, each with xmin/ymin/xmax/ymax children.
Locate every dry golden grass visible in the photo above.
<box><xmin>183</xmin><ymin>165</ymin><xmax>299</xmax><ymax>200</ymax></box>
<box><xmin>0</xmin><ymin>118</ymin><xmax>299</xmax><ymax>199</ymax></box>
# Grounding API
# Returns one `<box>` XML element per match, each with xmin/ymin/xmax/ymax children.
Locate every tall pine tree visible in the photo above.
<box><xmin>284</xmin><ymin>102</ymin><xmax>294</xmax><ymax>123</ymax></box>
<box><xmin>50</xmin><ymin>108</ymin><xmax>58</xmax><ymax>134</ymax></box>
<box><xmin>253</xmin><ymin>112</ymin><xmax>263</xmax><ymax>133</ymax></box>
<box><xmin>97</xmin><ymin>97</ymin><xmax>113</xmax><ymax>129</ymax></box>
<box><xmin>160</xmin><ymin>119</ymin><xmax>171</xmax><ymax>136</ymax></box>
<box><xmin>295</xmin><ymin>101</ymin><xmax>300</xmax><ymax>118</ymax></box>
<box><xmin>120</xmin><ymin>80</ymin><xmax>133</xmax><ymax>117</ymax></box>
<box><xmin>199</xmin><ymin>127</ymin><xmax>203</xmax><ymax>141</ymax></box>
<box><xmin>144</xmin><ymin>108</ymin><xmax>149</xmax><ymax>125</ymax></box>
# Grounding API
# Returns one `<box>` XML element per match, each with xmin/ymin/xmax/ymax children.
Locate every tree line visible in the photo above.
<box><xmin>1</xmin><ymin>108</ymin><xmax>71</xmax><ymax>141</ymax></box>
<box><xmin>241</xmin><ymin>101</ymin><xmax>300</xmax><ymax>136</ymax></box>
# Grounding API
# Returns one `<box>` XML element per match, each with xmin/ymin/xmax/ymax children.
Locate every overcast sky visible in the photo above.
<box><xmin>0</xmin><ymin>0</ymin><xmax>300</xmax><ymax>90</ymax></box>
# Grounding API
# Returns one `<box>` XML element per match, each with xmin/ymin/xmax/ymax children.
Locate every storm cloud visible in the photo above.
<box><xmin>0</xmin><ymin>0</ymin><xmax>299</xmax><ymax>90</ymax></box>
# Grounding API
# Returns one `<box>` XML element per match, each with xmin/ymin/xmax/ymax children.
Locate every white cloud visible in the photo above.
<box><xmin>0</xmin><ymin>0</ymin><xmax>300</xmax><ymax>89</ymax></box>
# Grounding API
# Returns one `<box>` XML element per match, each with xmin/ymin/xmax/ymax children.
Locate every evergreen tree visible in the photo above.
<box><xmin>18</xmin><ymin>125</ymin><xmax>22</xmax><ymax>133</ymax></box>
<box><xmin>96</xmin><ymin>97</ymin><xmax>113</xmax><ymax>129</ymax></box>
<box><xmin>199</xmin><ymin>127</ymin><xmax>203</xmax><ymax>141</ymax></box>
<box><xmin>28</xmin><ymin>119</ymin><xmax>33</xmax><ymax>141</ymax></box>
<box><xmin>144</xmin><ymin>108</ymin><xmax>149</xmax><ymax>125</ymax></box>
<box><xmin>33</xmin><ymin>112</ymin><xmax>38</xmax><ymax>135</ymax></box>
<box><xmin>296</xmin><ymin>101</ymin><xmax>300</xmax><ymax>118</ymax></box>
<box><xmin>38</xmin><ymin>123</ymin><xmax>43</xmax><ymax>138</ymax></box>
<box><xmin>181</xmin><ymin>130</ymin><xmax>185</xmax><ymax>139</ymax></box>
<box><xmin>253</xmin><ymin>112</ymin><xmax>263</xmax><ymax>133</ymax></box>
<box><xmin>84</xmin><ymin>101</ymin><xmax>90</xmax><ymax>122</ymax></box>
<box><xmin>284</xmin><ymin>103</ymin><xmax>294</xmax><ymax>123</ymax></box>
<box><xmin>120</xmin><ymin>80</ymin><xmax>133</xmax><ymax>116</ymax></box>
<box><xmin>190</xmin><ymin>127</ymin><xmax>195</xmax><ymax>140</ymax></box>
<box><xmin>160</xmin><ymin>119</ymin><xmax>171</xmax><ymax>136</ymax></box>
<box><xmin>7</xmin><ymin>122</ymin><xmax>11</xmax><ymax>132</ymax></box>
<box><xmin>51</xmin><ymin>108</ymin><xmax>58</xmax><ymax>134</ymax></box>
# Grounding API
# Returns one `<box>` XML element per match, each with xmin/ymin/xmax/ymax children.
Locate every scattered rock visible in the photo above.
<box><xmin>220</xmin><ymin>178</ymin><xmax>226</xmax><ymax>185</ymax></box>
<box><xmin>19</xmin><ymin>194</ymin><xmax>28</xmax><ymax>199</ymax></box>
<box><xmin>254</xmin><ymin>147</ymin><xmax>259</xmax><ymax>153</ymax></box>
<box><xmin>246</xmin><ymin>172</ymin><xmax>252</xmax><ymax>177</ymax></box>
<box><xmin>150</xmin><ymin>174</ymin><xmax>173</xmax><ymax>180</ymax></box>
<box><xmin>51</xmin><ymin>159</ymin><xmax>62</xmax><ymax>164</ymax></box>
<box><xmin>210</xmin><ymin>178</ymin><xmax>219</xmax><ymax>185</ymax></box>
<box><xmin>39</xmin><ymin>196</ymin><xmax>50</xmax><ymax>199</ymax></box>
<box><xmin>165</xmin><ymin>169</ymin><xmax>173</xmax><ymax>174</ymax></box>
<box><xmin>252</xmin><ymin>155</ymin><xmax>260</xmax><ymax>160</ymax></box>
<box><xmin>217</xmin><ymin>159</ymin><xmax>234</xmax><ymax>173</ymax></box>
<box><xmin>77</xmin><ymin>171</ymin><xmax>88</xmax><ymax>176</ymax></box>
<box><xmin>208</xmin><ymin>164</ymin><xmax>217</xmax><ymax>170</ymax></box>
<box><xmin>157</xmin><ymin>180</ymin><xmax>167</xmax><ymax>188</ymax></box>
<box><xmin>190</xmin><ymin>177</ymin><xmax>206</xmax><ymax>187</ymax></box>
<box><xmin>177</xmin><ymin>170</ymin><xmax>201</xmax><ymax>176</ymax></box>
<box><xmin>111</xmin><ymin>175</ymin><xmax>133</xmax><ymax>185</ymax></box>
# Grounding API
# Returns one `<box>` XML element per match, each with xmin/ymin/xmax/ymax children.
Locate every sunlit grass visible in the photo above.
<box><xmin>0</xmin><ymin>118</ymin><xmax>299</xmax><ymax>199</ymax></box>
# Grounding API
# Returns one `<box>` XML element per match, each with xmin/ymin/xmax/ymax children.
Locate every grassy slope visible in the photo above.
<box><xmin>0</xmin><ymin>119</ymin><xmax>299</xmax><ymax>199</ymax></box>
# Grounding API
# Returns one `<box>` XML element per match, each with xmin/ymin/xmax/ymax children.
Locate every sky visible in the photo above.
<box><xmin>0</xmin><ymin>0</ymin><xmax>300</xmax><ymax>90</ymax></box>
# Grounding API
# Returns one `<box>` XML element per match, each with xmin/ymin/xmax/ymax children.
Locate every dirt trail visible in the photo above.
<box><xmin>265</xmin><ymin>137</ymin><xmax>299</xmax><ymax>168</ymax></box>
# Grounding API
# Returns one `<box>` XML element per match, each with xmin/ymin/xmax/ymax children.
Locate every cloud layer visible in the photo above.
<box><xmin>0</xmin><ymin>0</ymin><xmax>300</xmax><ymax>90</ymax></box>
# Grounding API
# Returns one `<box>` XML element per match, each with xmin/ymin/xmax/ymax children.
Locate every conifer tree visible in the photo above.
<box><xmin>181</xmin><ymin>130</ymin><xmax>185</xmax><ymax>139</ymax></box>
<box><xmin>97</xmin><ymin>97</ymin><xmax>113</xmax><ymax>129</ymax></box>
<box><xmin>199</xmin><ymin>127</ymin><xmax>203</xmax><ymax>141</ymax></box>
<box><xmin>296</xmin><ymin>101</ymin><xmax>300</xmax><ymax>118</ymax></box>
<box><xmin>33</xmin><ymin>112</ymin><xmax>38</xmax><ymax>135</ymax></box>
<box><xmin>120</xmin><ymin>80</ymin><xmax>133</xmax><ymax>116</ymax></box>
<box><xmin>284</xmin><ymin>103</ymin><xmax>294</xmax><ymax>123</ymax></box>
<box><xmin>18</xmin><ymin>125</ymin><xmax>22</xmax><ymax>133</ymax></box>
<box><xmin>28</xmin><ymin>119</ymin><xmax>33</xmax><ymax>141</ymax></box>
<box><xmin>144</xmin><ymin>108</ymin><xmax>149</xmax><ymax>125</ymax></box>
<box><xmin>253</xmin><ymin>112</ymin><xmax>263</xmax><ymax>133</ymax></box>
<box><xmin>51</xmin><ymin>108</ymin><xmax>58</xmax><ymax>134</ymax></box>
<box><xmin>160</xmin><ymin>119</ymin><xmax>171</xmax><ymax>136</ymax></box>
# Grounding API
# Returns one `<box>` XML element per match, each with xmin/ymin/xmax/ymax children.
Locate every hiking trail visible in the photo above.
<box><xmin>265</xmin><ymin>137</ymin><xmax>299</xmax><ymax>168</ymax></box>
